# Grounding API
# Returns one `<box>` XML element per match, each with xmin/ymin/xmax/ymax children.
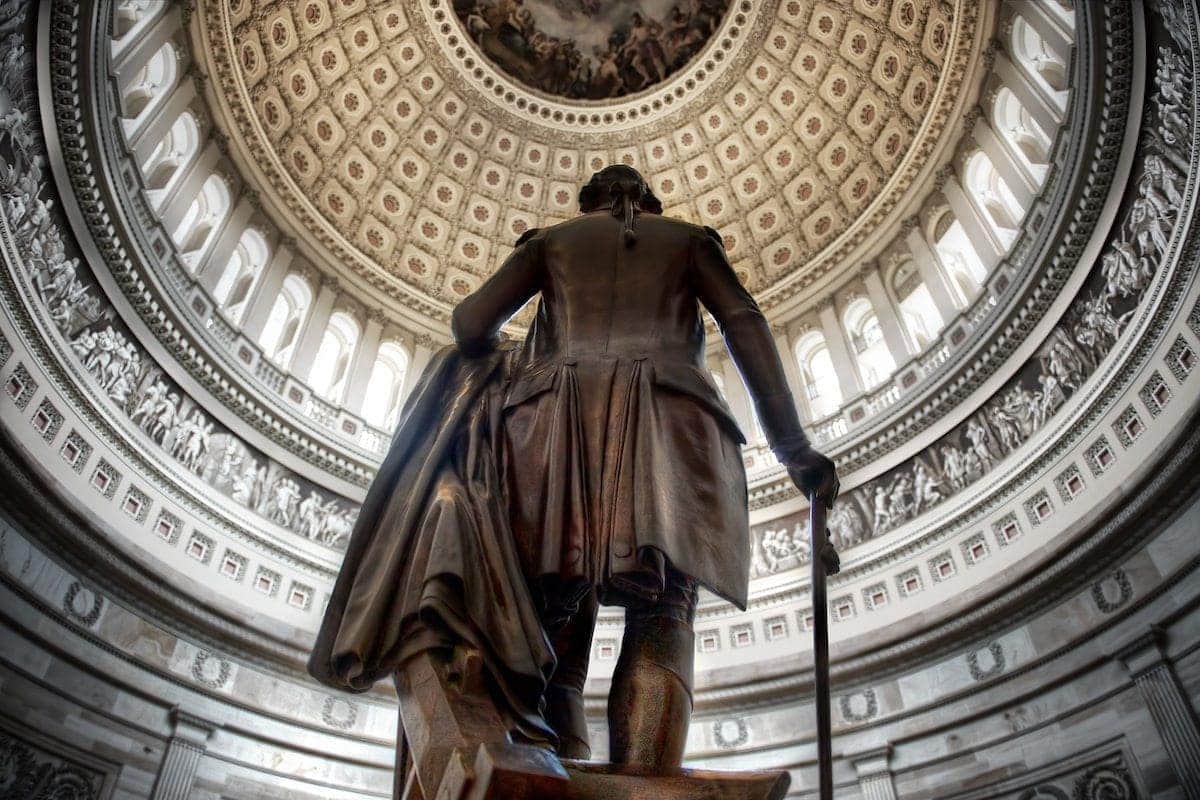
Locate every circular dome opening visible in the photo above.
<box><xmin>452</xmin><ymin>0</ymin><xmax>731</xmax><ymax>100</ymax></box>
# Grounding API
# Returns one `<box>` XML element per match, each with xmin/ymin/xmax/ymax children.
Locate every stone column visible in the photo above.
<box><xmin>1118</xmin><ymin>628</ymin><xmax>1200</xmax><ymax>796</ymax></box>
<box><xmin>343</xmin><ymin>309</ymin><xmax>386</xmax><ymax>416</ymax></box>
<box><xmin>993</xmin><ymin>51</ymin><xmax>1061</xmax><ymax>135</ymax></box>
<box><xmin>853</xmin><ymin>746</ymin><xmax>898</xmax><ymax>800</ymax></box>
<box><xmin>718</xmin><ymin>356</ymin><xmax>759</xmax><ymax>440</ymax></box>
<box><xmin>943</xmin><ymin>176</ymin><xmax>1006</xmax><ymax>268</ymax></box>
<box><xmin>816</xmin><ymin>298</ymin><xmax>864</xmax><ymax>399</ymax></box>
<box><xmin>241</xmin><ymin>244</ymin><xmax>293</xmax><ymax>342</ymax></box>
<box><xmin>157</xmin><ymin>140</ymin><xmax>219</xmax><ymax>237</ymax></box>
<box><xmin>974</xmin><ymin>118</ymin><xmax>1038</xmax><ymax>208</ymax></box>
<box><xmin>400</xmin><ymin>338</ymin><xmax>435</xmax><ymax>399</ymax></box>
<box><xmin>129</xmin><ymin>79</ymin><xmax>197</xmax><ymax>167</ymax></box>
<box><xmin>861</xmin><ymin>265</ymin><xmax>916</xmax><ymax>362</ymax></box>
<box><xmin>151</xmin><ymin>708</ymin><xmax>216</xmax><ymax>800</ymax></box>
<box><xmin>905</xmin><ymin>225</ymin><xmax>963</xmax><ymax>321</ymax></box>
<box><xmin>289</xmin><ymin>276</ymin><xmax>338</xmax><ymax>377</ymax></box>
<box><xmin>773</xmin><ymin>326</ymin><xmax>814</xmax><ymax>423</ymax></box>
<box><xmin>197</xmin><ymin>200</ymin><xmax>254</xmax><ymax>293</ymax></box>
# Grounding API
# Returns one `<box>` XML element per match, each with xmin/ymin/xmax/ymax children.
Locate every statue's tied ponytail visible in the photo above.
<box><xmin>610</xmin><ymin>181</ymin><xmax>639</xmax><ymax>247</ymax></box>
<box><xmin>577</xmin><ymin>164</ymin><xmax>664</xmax><ymax>249</ymax></box>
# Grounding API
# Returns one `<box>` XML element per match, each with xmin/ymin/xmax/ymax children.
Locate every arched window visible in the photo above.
<box><xmin>120</xmin><ymin>42</ymin><xmax>178</xmax><ymax>131</ymax></box>
<box><xmin>140</xmin><ymin>112</ymin><xmax>200</xmax><ymax>207</ymax></box>
<box><xmin>794</xmin><ymin>332</ymin><xmax>842</xmax><ymax>419</ymax></box>
<box><xmin>964</xmin><ymin>152</ymin><xmax>1024</xmax><ymax>247</ymax></box>
<box><xmin>259</xmin><ymin>274</ymin><xmax>311</xmax><ymax>365</ymax></box>
<box><xmin>843</xmin><ymin>298</ymin><xmax>895</xmax><ymax>389</ymax></box>
<box><xmin>890</xmin><ymin>261</ymin><xmax>943</xmax><ymax>349</ymax></box>
<box><xmin>309</xmin><ymin>312</ymin><xmax>360</xmax><ymax>402</ymax></box>
<box><xmin>213</xmin><ymin>228</ymin><xmax>269</xmax><ymax>321</ymax></box>
<box><xmin>172</xmin><ymin>175</ymin><xmax>231</xmax><ymax>269</ymax></box>
<box><xmin>112</xmin><ymin>0</ymin><xmax>159</xmax><ymax>49</ymax></box>
<box><xmin>362</xmin><ymin>341</ymin><xmax>410</xmax><ymax>429</ymax></box>
<box><xmin>934</xmin><ymin>217</ymin><xmax>990</xmax><ymax>303</ymax></box>
<box><xmin>992</xmin><ymin>88</ymin><xmax>1052</xmax><ymax>179</ymax></box>
<box><xmin>1011</xmin><ymin>16</ymin><xmax>1069</xmax><ymax>97</ymax></box>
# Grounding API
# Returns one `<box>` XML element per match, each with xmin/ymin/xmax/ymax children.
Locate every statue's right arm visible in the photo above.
<box><xmin>691</xmin><ymin>226</ymin><xmax>839</xmax><ymax>503</ymax></box>
<box><xmin>451</xmin><ymin>229</ymin><xmax>543</xmax><ymax>355</ymax></box>
<box><xmin>689</xmin><ymin>226</ymin><xmax>808</xmax><ymax>458</ymax></box>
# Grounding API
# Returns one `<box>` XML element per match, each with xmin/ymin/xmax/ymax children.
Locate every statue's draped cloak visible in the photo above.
<box><xmin>308</xmin><ymin>344</ymin><xmax>556</xmax><ymax>742</ymax></box>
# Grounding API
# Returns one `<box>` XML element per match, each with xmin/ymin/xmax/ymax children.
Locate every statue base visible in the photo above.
<box><xmin>394</xmin><ymin>648</ymin><xmax>789</xmax><ymax>799</ymax></box>
<box><xmin>561</xmin><ymin>759</ymin><xmax>791</xmax><ymax>800</ymax></box>
<box><xmin>402</xmin><ymin>741</ymin><xmax>790</xmax><ymax>799</ymax></box>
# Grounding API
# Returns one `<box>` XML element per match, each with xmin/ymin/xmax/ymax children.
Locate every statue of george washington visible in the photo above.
<box><xmin>310</xmin><ymin>165</ymin><xmax>839</xmax><ymax>800</ymax></box>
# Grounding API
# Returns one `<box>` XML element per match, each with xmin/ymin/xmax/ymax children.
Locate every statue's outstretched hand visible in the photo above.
<box><xmin>784</xmin><ymin>445</ymin><xmax>839</xmax><ymax>508</ymax></box>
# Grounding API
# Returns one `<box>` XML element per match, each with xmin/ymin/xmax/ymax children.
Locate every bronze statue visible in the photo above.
<box><xmin>311</xmin><ymin>165</ymin><xmax>839</xmax><ymax>799</ymax></box>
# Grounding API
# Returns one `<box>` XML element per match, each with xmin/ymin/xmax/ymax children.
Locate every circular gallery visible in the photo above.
<box><xmin>0</xmin><ymin>1</ymin><xmax>1196</xmax><ymax>799</ymax></box>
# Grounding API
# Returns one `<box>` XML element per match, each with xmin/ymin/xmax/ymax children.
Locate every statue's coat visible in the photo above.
<box><xmin>308</xmin><ymin>345</ymin><xmax>556</xmax><ymax>741</ymax></box>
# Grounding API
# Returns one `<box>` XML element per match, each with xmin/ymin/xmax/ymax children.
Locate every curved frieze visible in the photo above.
<box><xmin>0</xmin><ymin>17</ymin><xmax>355</xmax><ymax>554</ymax></box>
<box><xmin>48</xmin><ymin>0</ymin><xmax>1085</xmax><ymax>517</ymax></box>
<box><xmin>33</xmin><ymin>0</ymin><xmax>1167</xmax><ymax>624</ymax></box>
<box><xmin>788</xmin><ymin>0</ymin><xmax>1134</xmax><ymax>479</ymax></box>
<box><xmin>39</xmin><ymin>2</ymin><xmax>386</xmax><ymax>495</ymax></box>
<box><xmin>748</xmin><ymin>12</ymin><xmax>1172</xmax><ymax>577</ymax></box>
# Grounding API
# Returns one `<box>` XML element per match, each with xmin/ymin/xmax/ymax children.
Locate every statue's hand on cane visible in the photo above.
<box><xmin>784</xmin><ymin>443</ymin><xmax>840</xmax><ymax>800</ymax></box>
<box><xmin>785</xmin><ymin>445</ymin><xmax>841</xmax><ymax>575</ymax></box>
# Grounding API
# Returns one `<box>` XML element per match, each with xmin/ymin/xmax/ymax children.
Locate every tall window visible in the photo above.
<box><xmin>213</xmin><ymin>228</ymin><xmax>269</xmax><ymax>321</ymax></box>
<box><xmin>309</xmin><ymin>312</ymin><xmax>360</xmax><ymax>402</ymax></box>
<box><xmin>259</xmin><ymin>274</ymin><xmax>311</xmax><ymax>365</ymax></box>
<box><xmin>1011</xmin><ymin>16</ymin><xmax>1069</xmax><ymax>97</ymax></box>
<box><xmin>891</xmin><ymin>261</ymin><xmax>943</xmax><ymax>349</ymax></box>
<box><xmin>362</xmin><ymin>342</ymin><xmax>410</xmax><ymax>429</ymax></box>
<box><xmin>112</xmin><ymin>1</ymin><xmax>160</xmax><ymax>54</ymax></box>
<box><xmin>140</xmin><ymin>112</ymin><xmax>200</xmax><ymax>208</ymax></box>
<box><xmin>794</xmin><ymin>332</ymin><xmax>842</xmax><ymax>419</ymax></box>
<box><xmin>120</xmin><ymin>42</ymin><xmax>178</xmax><ymax>131</ymax></box>
<box><xmin>843</xmin><ymin>298</ymin><xmax>895</xmax><ymax>389</ymax></box>
<box><xmin>172</xmin><ymin>174</ymin><xmax>231</xmax><ymax>269</ymax></box>
<box><xmin>964</xmin><ymin>152</ymin><xmax>1024</xmax><ymax>248</ymax></box>
<box><xmin>934</xmin><ymin>217</ymin><xmax>989</xmax><ymax>303</ymax></box>
<box><xmin>992</xmin><ymin>88</ymin><xmax>1052</xmax><ymax>179</ymax></box>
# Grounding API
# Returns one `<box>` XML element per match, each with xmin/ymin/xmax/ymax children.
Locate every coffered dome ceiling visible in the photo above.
<box><xmin>204</xmin><ymin>0</ymin><xmax>984</xmax><ymax>325</ymax></box>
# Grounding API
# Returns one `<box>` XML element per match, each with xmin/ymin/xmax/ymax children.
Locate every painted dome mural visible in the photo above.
<box><xmin>451</xmin><ymin>0</ymin><xmax>731</xmax><ymax>100</ymax></box>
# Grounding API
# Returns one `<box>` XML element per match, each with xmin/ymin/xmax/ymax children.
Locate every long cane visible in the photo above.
<box><xmin>809</xmin><ymin>491</ymin><xmax>834</xmax><ymax>800</ymax></box>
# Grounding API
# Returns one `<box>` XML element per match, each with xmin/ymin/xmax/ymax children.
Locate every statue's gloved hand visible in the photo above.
<box><xmin>784</xmin><ymin>445</ymin><xmax>839</xmax><ymax>507</ymax></box>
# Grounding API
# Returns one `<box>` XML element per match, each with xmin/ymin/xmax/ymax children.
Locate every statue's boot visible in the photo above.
<box><xmin>545</xmin><ymin>682</ymin><xmax>591</xmax><ymax>759</ymax></box>
<box><xmin>546</xmin><ymin>591</ymin><xmax>598</xmax><ymax>760</ymax></box>
<box><xmin>607</xmin><ymin>610</ymin><xmax>695</xmax><ymax>771</ymax></box>
<box><xmin>395</xmin><ymin>647</ymin><xmax>569</xmax><ymax>799</ymax></box>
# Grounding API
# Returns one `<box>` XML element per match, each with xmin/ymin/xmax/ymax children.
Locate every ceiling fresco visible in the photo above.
<box><xmin>451</xmin><ymin>0</ymin><xmax>731</xmax><ymax>100</ymax></box>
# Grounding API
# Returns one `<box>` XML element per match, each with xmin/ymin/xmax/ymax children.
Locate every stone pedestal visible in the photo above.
<box><xmin>399</xmin><ymin>748</ymin><xmax>790</xmax><ymax>800</ymax></box>
<box><xmin>394</xmin><ymin>647</ymin><xmax>790</xmax><ymax>800</ymax></box>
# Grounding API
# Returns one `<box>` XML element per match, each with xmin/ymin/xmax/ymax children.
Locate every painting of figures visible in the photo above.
<box><xmin>453</xmin><ymin>0</ymin><xmax>730</xmax><ymax>99</ymax></box>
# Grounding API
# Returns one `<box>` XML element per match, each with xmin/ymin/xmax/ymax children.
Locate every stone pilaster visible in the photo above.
<box><xmin>151</xmin><ymin>707</ymin><xmax>217</xmax><ymax>800</ymax></box>
<box><xmin>1117</xmin><ymin>627</ymin><xmax>1200</xmax><ymax>797</ymax></box>
<box><xmin>853</xmin><ymin>745</ymin><xmax>898</xmax><ymax>800</ymax></box>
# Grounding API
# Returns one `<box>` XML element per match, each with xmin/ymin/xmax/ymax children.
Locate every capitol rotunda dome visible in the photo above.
<box><xmin>0</xmin><ymin>0</ymin><xmax>1197</xmax><ymax>798</ymax></box>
